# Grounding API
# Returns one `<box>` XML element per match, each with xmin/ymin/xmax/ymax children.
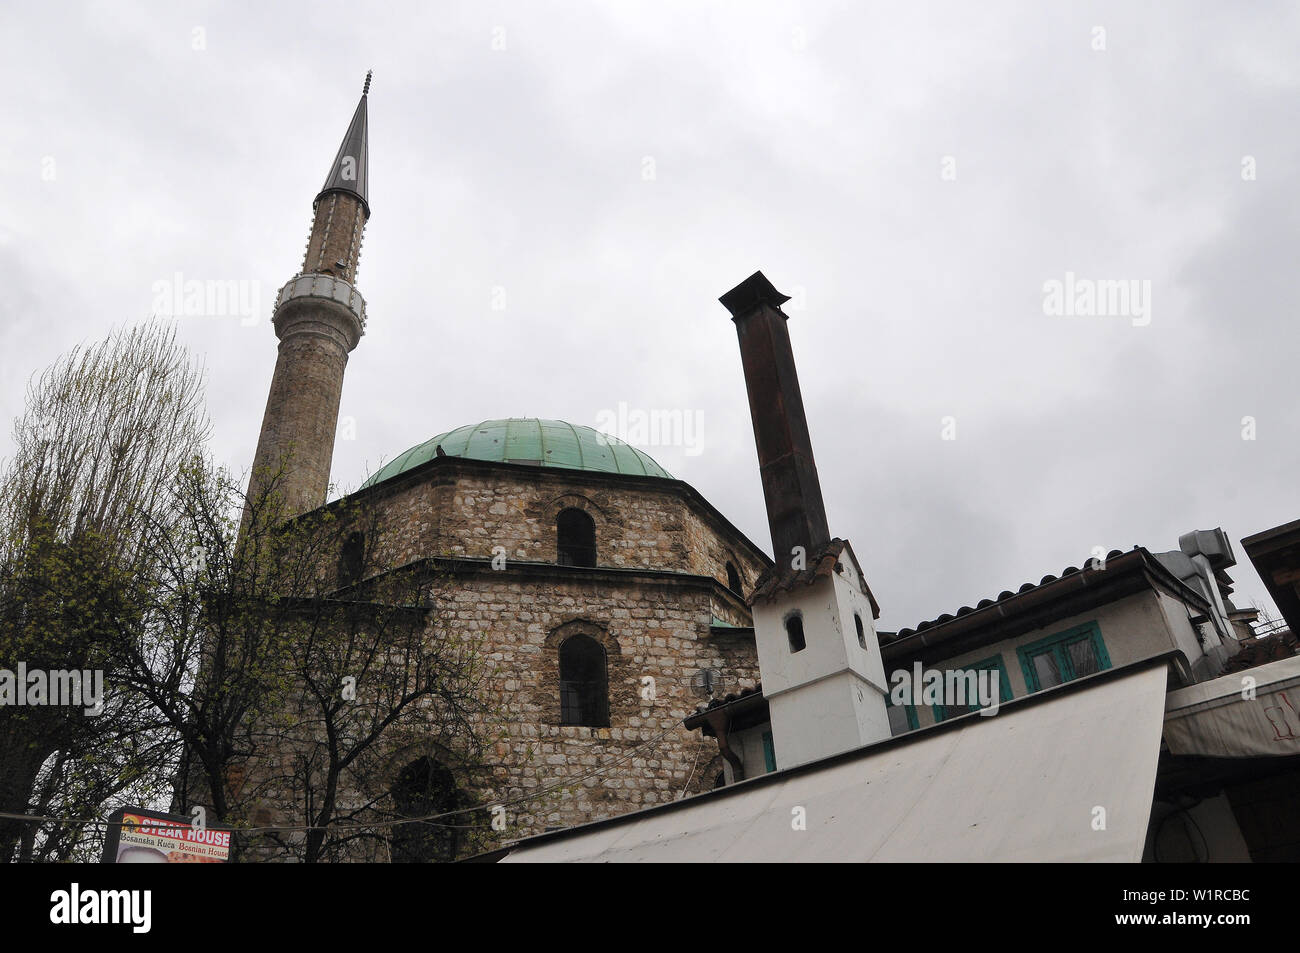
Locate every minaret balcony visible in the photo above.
<box><xmin>275</xmin><ymin>273</ymin><xmax>366</xmax><ymax>329</ymax></box>
<box><xmin>272</xmin><ymin>273</ymin><xmax>367</xmax><ymax>352</ymax></box>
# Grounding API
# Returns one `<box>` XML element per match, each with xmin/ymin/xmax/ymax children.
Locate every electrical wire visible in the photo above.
<box><xmin>0</xmin><ymin>720</ymin><xmax>685</xmax><ymax>836</ymax></box>
<box><xmin>677</xmin><ymin>737</ymin><xmax>707</xmax><ymax>800</ymax></box>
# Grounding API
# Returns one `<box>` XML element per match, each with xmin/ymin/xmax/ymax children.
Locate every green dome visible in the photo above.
<box><xmin>360</xmin><ymin>418</ymin><xmax>675</xmax><ymax>489</ymax></box>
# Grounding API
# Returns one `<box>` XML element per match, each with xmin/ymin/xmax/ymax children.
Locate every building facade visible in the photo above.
<box><xmin>232</xmin><ymin>81</ymin><xmax>771</xmax><ymax>858</ymax></box>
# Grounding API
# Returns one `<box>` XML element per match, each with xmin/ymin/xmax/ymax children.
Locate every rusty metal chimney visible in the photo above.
<box><xmin>720</xmin><ymin>271</ymin><xmax>831</xmax><ymax>564</ymax></box>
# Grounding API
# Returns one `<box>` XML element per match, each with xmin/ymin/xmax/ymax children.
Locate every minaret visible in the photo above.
<box><xmin>247</xmin><ymin>73</ymin><xmax>372</xmax><ymax>517</ymax></box>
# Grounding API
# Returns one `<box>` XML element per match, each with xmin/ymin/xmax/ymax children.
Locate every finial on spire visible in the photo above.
<box><xmin>363</xmin><ymin>70</ymin><xmax>372</xmax><ymax>95</ymax></box>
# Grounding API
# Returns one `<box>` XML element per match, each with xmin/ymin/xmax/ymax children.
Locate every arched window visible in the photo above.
<box><xmin>389</xmin><ymin>757</ymin><xmax>466</xmax><ymax>863</ymax></box>
<box><xmin>725</xmin><ymin>561</ymin><xmax>742</xmax><ymax>594</ymax></box>
<box><xmin>337</xmin><ymin>531</ymin><xmax>364</xmax><ymax>588</ymax></box>
<box><xmin>559</xmin><ymin>634</ymin><xmax>609</xmax><ymax>726</ymax></box>
<box><xmin>855</xmin><ymin>612</ymin><xmax>867</xmax><ymax>649</ymax></box>
<box><xmin>786</xmin><ymin>612</ymin><xmax>806</xmax><ymax>653</ymax></box>
<box><xmin>556</xmin><ymin>508</ymin><xmax>596</xmax><ymax>567</ymax></box>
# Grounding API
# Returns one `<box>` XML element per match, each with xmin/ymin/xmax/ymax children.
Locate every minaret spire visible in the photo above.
<box><xmin>246</xmin><ymin>78</ymin><xmax>374</xmax><ymax>519</ymax></box>
<box><xmin>314</xmin><ymin>76</ymin><xmax>370</xmax><ymax>219</ymax></box>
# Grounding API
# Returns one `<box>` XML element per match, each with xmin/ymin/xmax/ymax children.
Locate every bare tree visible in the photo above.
<box><xmin>1</xmin><ymin>323</ymin><xmax>496</xmax><ymax>862</ymax></box>
<box><xmin>0</xmin><ymin>320</ymin><xmax>210</xmax><ymax>861</ymax></box>
<box><xmin>108</xmin><ymin>462</ymin><xmax>499</xmax><ymax>862</ymax></box>
<box><xmin>249</xmin><ymin>521</ymin><xmax>498</xmax><ymax>863</ymax></box>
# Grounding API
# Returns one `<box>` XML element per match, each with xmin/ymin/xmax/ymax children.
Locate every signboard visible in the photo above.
<box><xmin>101</xmin><ymin>807</ymin><xmax>231</xmax><ymax>864</ymax></box>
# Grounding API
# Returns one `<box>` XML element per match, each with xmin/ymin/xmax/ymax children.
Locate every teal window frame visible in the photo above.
<box><xmin>934</xmin><ymin>655</ymin><xmax>1014</xmax><ymax>722</ymax></box>
<box><xmin>761</xmin><ymin>731</ymin><xmax>777</xmax><ymax>773</ymax></box>
<box><xmin>885</xmin><ymin>692</ymin><xmax>919</xmax><ymax>732</ymax></box>
<box><xmin>1016</xmin><ymin>621</ymin><xmax>1112</xmax><ymax>692</ymax></box>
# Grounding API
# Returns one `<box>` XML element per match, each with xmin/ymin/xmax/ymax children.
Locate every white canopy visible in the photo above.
<box><xmin>1164</xmin><ymin>654</ymin><xmax>1300</xmax><ymax>758</ymax></box>
<box><xmin>501</xmin><ymin>662</ymin><xmax>1169</xmax><ymax>863</ymax></box>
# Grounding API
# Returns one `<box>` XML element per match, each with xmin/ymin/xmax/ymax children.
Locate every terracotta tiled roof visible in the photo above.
<box><xmin>688</xmin><ymin>683</ymin><xmax>765</xmax><ymax>718</ymax></box>
<box><xmin>1221</xmin><ymin>631</ymin><xmax>1299</xmax><ymax>673</ymax></box>
<box><xmin>749</xmin><ymin>538</ymin><xmax>865</xmax><ymax>605</ymax></box>
<box><xmin>880</xmin><ymin>548</ymin><xmax>1132</xmax><ymax>644</ymax></box>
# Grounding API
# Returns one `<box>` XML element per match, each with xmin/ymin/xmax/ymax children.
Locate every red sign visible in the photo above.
<box><xmin>102</xmin><ymin>807</ymin><xmax>230</xmax><ymax>864</ymax></box>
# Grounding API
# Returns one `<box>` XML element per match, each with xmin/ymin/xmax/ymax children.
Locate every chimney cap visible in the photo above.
<box><xmin>719</xmin><ymin>270</ymin><xmax>791</xmax><ymax>320</ymax></box>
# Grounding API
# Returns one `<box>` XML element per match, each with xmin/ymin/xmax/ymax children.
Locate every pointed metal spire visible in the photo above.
<box><xmin>315</xmin><ymin>72</ymin><xmax>370</xmax><ymax>215</ymax></box>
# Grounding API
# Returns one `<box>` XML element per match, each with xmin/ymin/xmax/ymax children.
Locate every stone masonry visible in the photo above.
<box><xmin>313</xmin><ymin>456</ymin><xmax>772</xmax><ymax>849</ymax></box>
<box><xmin>247</xmin><ymin>189</ymin><xmax>367</xmax><ymax>517</ymax></box>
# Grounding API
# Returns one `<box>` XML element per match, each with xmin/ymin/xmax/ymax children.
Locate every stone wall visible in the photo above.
<box><xmin>414</xmin><ymin>567</ymin><xmax>762</xmax><ymax>839</ymax></box>
<box><xmin>344</xmin><ymin>461</ymin><xmax>769</xmax><ymax>605</ymax></box>
<box><xmin>243</xmin><ymin>461</ymin><xmax>774</xmax><ymax>855</ymax></box>
<box><xmin>246</xmin><ymin>327</ymin><xmax>354</xmax><ymax>517</ymax></box>
<box><xmin>303</xmin><ymin>191</ymin><xmax>366</xmax><ymax>281</ymax></box>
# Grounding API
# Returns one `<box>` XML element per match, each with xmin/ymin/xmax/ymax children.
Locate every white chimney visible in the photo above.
<box><xmin>721</xmin><ymin>272</ymin><xmax>892</xmax><ymax>769</ymax></box>
<box><xmin>750</xmin><ymin>543</ymin><xmax>892</xmax><ymax>769</ymax></box>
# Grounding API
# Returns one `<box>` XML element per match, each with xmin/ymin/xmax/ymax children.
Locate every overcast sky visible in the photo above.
<box><xmin>2</xmin><ymin>1</ymin><xmax>1296</xmax><ymax>631</ymax></box>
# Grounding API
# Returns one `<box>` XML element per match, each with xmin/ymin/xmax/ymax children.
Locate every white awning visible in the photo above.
<box><xmin>1164</xmin><ymin>655</ymin><xmax>1300</xmax><ymax>758</ymax></box>
<box><xmin>501</xmin><ymin>663</ymin><xmax>1169</xmax><ymax>863</ymax></box>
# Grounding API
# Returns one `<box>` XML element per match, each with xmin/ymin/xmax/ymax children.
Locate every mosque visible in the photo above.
<box><xmin>241</xmin><ymin>77</ymin><xmax>771</xmax><ymax>857</ymax></box>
